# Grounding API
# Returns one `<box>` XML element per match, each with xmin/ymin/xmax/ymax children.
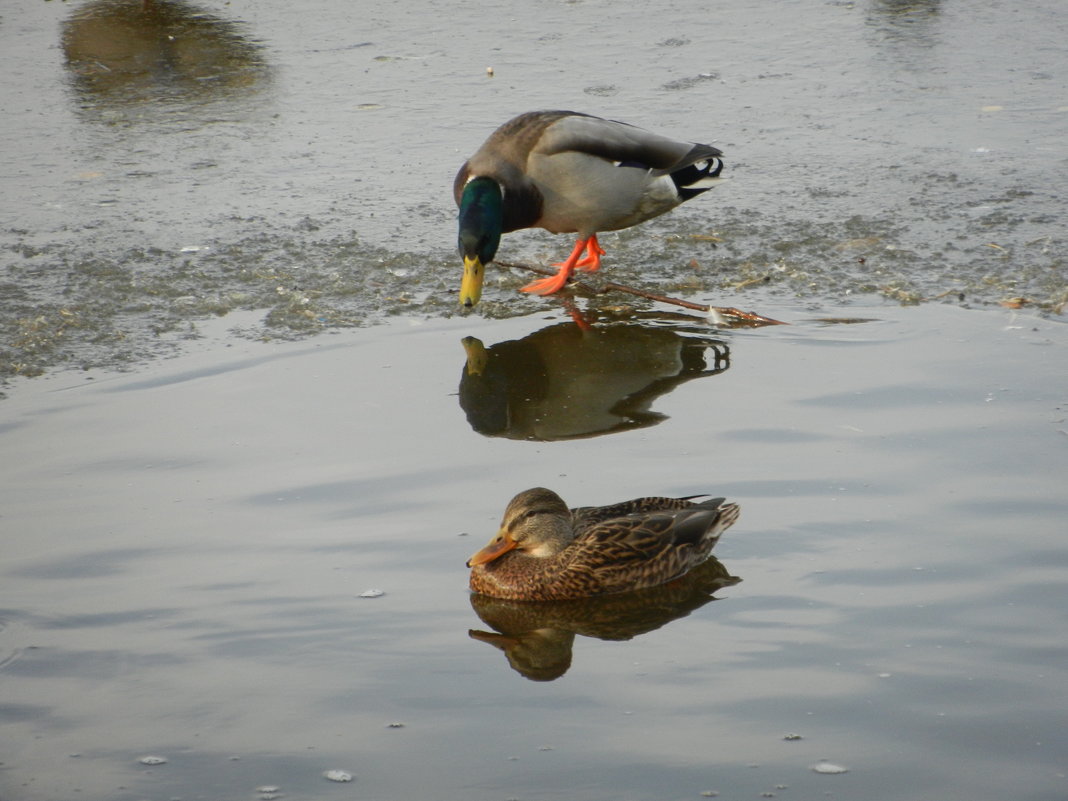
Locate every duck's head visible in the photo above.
<box><xmin>457</xmin><ymin>176</ymin><xmax>503</xmax><ymax>308</ymax></box>
<box><xmin>466</xmin><ymin>487</ymin><xmax>572</xmax><ymax>567</ymax></box>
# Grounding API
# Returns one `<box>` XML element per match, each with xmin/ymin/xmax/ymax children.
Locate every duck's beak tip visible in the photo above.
<box><xmin>460</xmin><ymin>255</ymin><xmax>484</xmax><ymax>308</ymax></box>
<box><xmin>467</xmin><ymin>532</ymin><xmax>516</xmax><ymax>567</ymax></box>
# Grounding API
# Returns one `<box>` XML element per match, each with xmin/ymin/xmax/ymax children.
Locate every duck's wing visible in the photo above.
<box><xmin>533</xmin><ymin>113</ymin><xmax>722</xmax><ymax>173</ymax></box>
<box><xmin>565</xmin><ymin>503</ymin><xmax>733</xmax><ymax>594</ymax></box>
<box><xmin>571</xmin><ymin>495</ymin><xmax>717</xmax><ymax>533</ymax></box>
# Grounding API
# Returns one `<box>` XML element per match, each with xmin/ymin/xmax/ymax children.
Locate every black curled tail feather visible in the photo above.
<box><xmin>672</xmin><ymin>144</ymin><xmax>725</xmax><ymax>201</ymax></box>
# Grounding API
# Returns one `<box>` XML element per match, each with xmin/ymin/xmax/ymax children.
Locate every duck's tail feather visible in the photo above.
<box><xmin>672</xmin><ymin>146</ymin><xmax>726</xmax><ymax>200</ymax></box>
<box><xmin>671</xmin><ymin>499</ymin><xmax>740</xmax><ymax>549</ymax></box>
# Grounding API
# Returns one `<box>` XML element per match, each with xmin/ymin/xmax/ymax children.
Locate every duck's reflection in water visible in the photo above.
<box><xmin>469</xmin><ymin>557</ymin><xmax>740</xmax><ymax>681</ymax></box>
<box><xmin>62</xmin><ymin>0</ymin><xmax>269</xmax><ymax>109</ymax></box>
<box><xmin>459</xmin><ymin>320</ymin><xmax>729</xmax><ymax>441</ymax></box>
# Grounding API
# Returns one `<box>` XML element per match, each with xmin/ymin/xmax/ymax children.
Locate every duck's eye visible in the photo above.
<box><xmin>516</xmin><ymin>511</ymin><xmax>540</xmax><ymax>527</ymax></box>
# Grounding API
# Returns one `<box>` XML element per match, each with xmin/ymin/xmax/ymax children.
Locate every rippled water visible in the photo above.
<box><xmin>2</xmin><ymin>1</ymin><xmax>1067</xmax><ymax>800</ymax></box>
<box><xmin>4</xmin><ymin>305</ymin><xmax>1067</xmax><ymax>801</ymax></box>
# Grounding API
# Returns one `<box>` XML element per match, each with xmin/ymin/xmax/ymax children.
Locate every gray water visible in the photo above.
<box><xmin>4</xmin><ymin>305</ymin><xmax>1067</xmax><ymax>801</ymax></box>
<box><xmin>2</xmin><ymin>1</ymin><xmax>1068</xmax><ymax>800</ymax></box>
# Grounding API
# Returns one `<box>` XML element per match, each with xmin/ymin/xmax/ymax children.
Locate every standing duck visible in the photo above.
<box><xmin>454</xmin><ymin>111</ymin><xmax>725</xmax><ymax>307</ymax></box>
<box><xmin>466</xmin><ymin>487</ymin><xmax>739</xmax><ymax>601</ymax></box>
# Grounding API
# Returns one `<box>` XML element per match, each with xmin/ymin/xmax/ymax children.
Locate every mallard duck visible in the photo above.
<box><xmin>467</xmin><ymin>487</ymin><xmax>739</xmax><ymax>601</ymax></box>
<box><xmin>454</xmin><ymin>111</ymin><xmax>725</xmax><ymax>307</ymax></box>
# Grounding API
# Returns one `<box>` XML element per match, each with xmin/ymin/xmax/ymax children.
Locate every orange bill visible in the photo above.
<box><xmin>466</xmin><ymin>531</ymin><xmax>517</xmax><ymax>567</ymax></box>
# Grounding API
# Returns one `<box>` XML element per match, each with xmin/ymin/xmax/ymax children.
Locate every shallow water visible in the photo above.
<box><xmin>4</xmin><ymin>304</ymin><xmax>1068</xmax><ymax>801</ymax></box>
<box><xmin>2</xmin><ymin>1</ymin><xmax>1068</xmax><ymax>800</ymax></box>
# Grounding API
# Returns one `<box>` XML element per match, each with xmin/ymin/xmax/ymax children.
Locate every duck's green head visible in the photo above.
<box><xmin>457</xmin><ymin>177</ymin><xmax>503</xmax><ymax>308</ymax></box>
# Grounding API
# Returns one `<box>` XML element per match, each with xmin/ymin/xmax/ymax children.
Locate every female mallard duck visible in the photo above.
<box><xmin>467</xmin><ymin>487</ymin><xmax>739</xmax><ymax>601</ymax></box>
<box><xmin>455</xmin><ymin>111</ymin><xmax>725</xmax><ymax>307</ymax></box>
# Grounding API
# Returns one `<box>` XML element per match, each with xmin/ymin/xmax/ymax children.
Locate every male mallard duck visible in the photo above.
<box><xmin>466</xmin><ymin>487</ymin><xmax>739</xmax><ymax>600</ymax></box>
<box><xmin>454</xmin><ymin>111</ymin><xmax>725</xmax><ymax>307</ymax></box>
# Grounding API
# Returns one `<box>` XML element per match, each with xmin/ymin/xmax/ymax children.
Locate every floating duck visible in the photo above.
<box><xmin>467</xmin><ymin>487</ymin><xmax>739</xmax><ymax>600</ymax></box>
<box><xmin>454</xmin><ymin>111</ymin><xmax>725</xmax><ymax>307</ymax></box>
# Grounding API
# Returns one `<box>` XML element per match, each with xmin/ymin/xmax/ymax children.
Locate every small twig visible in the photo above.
<box><xmin>494</xmin><ymin>260</ymin><xmax>787</xmax><ymax>327</ymax></box>
<box><xmin>731</xmin><ymin>275</ymin><xmax>771</xmax><ymax>290</ymax></box>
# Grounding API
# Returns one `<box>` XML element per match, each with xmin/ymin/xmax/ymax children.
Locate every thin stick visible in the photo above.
<box><xmin>494</xmin><ymin>260</ymin><xmax>787</xmax><ymax>326</ymax></box>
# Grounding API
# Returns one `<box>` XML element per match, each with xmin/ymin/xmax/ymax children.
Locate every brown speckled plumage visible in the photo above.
<box><xmin>467</xmin><ymin>487</ymin><xmax>740</xmax><ymax>601</ymax></box>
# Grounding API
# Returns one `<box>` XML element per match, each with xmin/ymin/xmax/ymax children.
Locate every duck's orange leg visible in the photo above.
<box><xmin>521</xmin><ymin>237</ymin><xmax>590</xmax><ymax>296</ymax></box>
<box><xmin>574</xmin><ymin>235</ymin><xmax>605</xmax><ymax>272</ymax></box>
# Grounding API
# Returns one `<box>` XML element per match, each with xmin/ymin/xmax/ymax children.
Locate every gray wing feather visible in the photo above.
<box><xmin>535</xmin><ymin>115</ymin><xmax>721</xmax><ymax>172</ymax></box>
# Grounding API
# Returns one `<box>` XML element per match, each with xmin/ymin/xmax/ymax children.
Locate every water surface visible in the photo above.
<box><xmin>1</xmin><ymin>1</ymin><xmax>1067</xmax><ymax>800</ymax></box>
<box><xmin>4</xmin><ymin>304</ymin><xmax>1067</xmax><ymax>800</ymax></box>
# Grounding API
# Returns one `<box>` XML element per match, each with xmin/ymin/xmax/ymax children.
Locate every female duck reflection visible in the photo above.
<box><xmin>466</xmin><ymin>487</ymin><xmax>741</xmax><ymax>680</ymax></box>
